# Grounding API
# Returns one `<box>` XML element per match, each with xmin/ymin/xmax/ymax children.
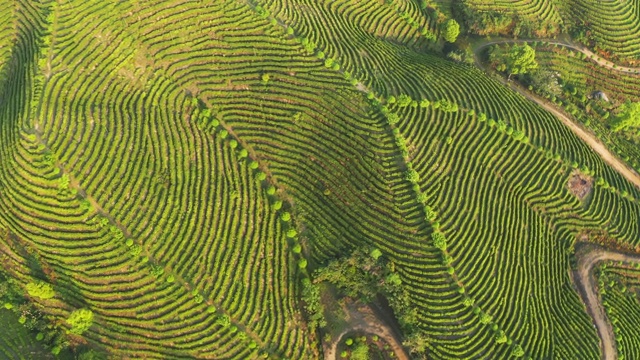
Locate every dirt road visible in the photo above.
<box><xmin>324</xmin><ymin>302</ymin><xmax>410</xmax><ymax>360</ymax></box>
<box><xmin>473</xmin><ymin>41</ymin><xmax>640</xmax><ymax>189</ymax></box>
<box><xmin>476</xmin><ymin>39</ymin><xmax>640</xmax><ymax>74</ymax></box>
<box><xmin>574</xmin><ymin>246</ymin><xmax>640</xmax><ymax>360</ymax></box>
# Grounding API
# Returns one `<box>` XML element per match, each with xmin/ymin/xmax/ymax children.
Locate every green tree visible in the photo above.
<box><xmin>611</xmin><ymin>101</ymin><xmax>640</xmax><ymax>132</ymax></box>
<box><xmin>370</xmin><ymin>248</ymin><xmax>382</xmax><ymax>260</ymax></box>
<box><xmin>26</xmin><ymin>281</ymin><xmax>55</xmax><ymax>300</ymax></box>
<box><xmin>512</xmin><ymin>344</ymin><xmax>525</xmax><ymax>357</ymax></box>
<box><xmin>442</xmin><ymin>19</ymin><xmax>460</xmax><ymax>43</ymax></box>
<box><xmin>396</xmin><ymin>94</ymin><xmax>412</xmax><ymax>107</ymax></box>
<box><xmin>480</xmin><ymin>313</ymin><xmax>493</xmax><ymax>324</ymax></box>
<box><xmin>403</xmin><ymin>331</ymin><xmax>429</xmax><ymax>354</ymax></box>
<box><xmin>66</xmin><ymin>309</ymin><xmax>94</xmax><ymax>335</ymax></box>
<box><xmin>506</xmin><ymin>44</ymin><xmax>538</xmax><ymax>77</ymax></box>
<box><xmin>350</xmin><ymin>343</ymin><xmax>370</xmax><ymax>360</ymax></box>
<box><xmin>405</xmin><ymin>169</ymin><xmax>420</xmax><ymax>183</ymax></box>
<box><xmin>496</xmin><ymin>330</ymin><xmax>507</xmax><ymax>344</ymax></box>
<box><xmin>432</xmin><ymin>231</ymin><xmax>447</xmax><ymax>250</ymax></box>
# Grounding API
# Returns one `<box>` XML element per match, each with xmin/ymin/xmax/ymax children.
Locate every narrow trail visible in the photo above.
<box><xmin>473</xmin><ymin>40</ymin><xmax>640</xmax><ymax>189</ymax></box>
<box><xmin>323</xmin><ymin>302</ymin><xmax>410</xmax><ymax>360</ymax></box>
<box><xmin>476</xmin><ymin>39</ymin><xmax>640</xmax><ymax>74</ymax></box>
<box><xmin>574</xmin><ymin>246</ymin><xmax>640</xmax><ymax>360</ymax></box>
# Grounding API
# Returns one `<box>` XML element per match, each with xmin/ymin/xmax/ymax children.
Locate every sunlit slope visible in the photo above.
<box><xmin>0</xmin><ymin>0</ymin><xmax>313</xmax><ymax>358</ymax></box>
<box><xmin>0</xmin><ymin>0</ymin><xmax>639</xmax><ymax>359</ymax></box>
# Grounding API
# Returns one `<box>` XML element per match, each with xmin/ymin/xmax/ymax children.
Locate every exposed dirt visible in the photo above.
<box><xmin>473</xmin><ymin>40</ymin><xmax>640</xmax><ymax>189</ymax></box>
<box><xmin>323</xmin><ymin>300</ymin><xmax>411</xmax><ymax>360</ymax></box>
<box><xmin>573</xmin><ymin>244</ymin><xmax>640</xmax><ymax>360</ymax></box>
<box><xmin>568</xmin><ymin>171</ymin><xmax>593</xmax><ymax>200</ymax></box>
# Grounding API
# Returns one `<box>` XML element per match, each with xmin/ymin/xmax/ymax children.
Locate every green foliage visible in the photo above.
<box><xmin>300</xmin><ymin>278</ymin><xmax>326</xmax><ymax>333</ymax></box>
<box><xmin>512</xmin><ymin>344</ymin><xmax>525</xmax><ymax>357</ymax></box>
<box><xmin>396</xmin><ymin>94</ymin><xmax>412</xmax><ymax>107</ymax></box>
<box><xmin>26</xmin><ymin>281</ymin><xmax>55</xmax><ymax>300</ymax></box>
<box><xmin>432</xmin><ymin>231</ymin><xmax>447</xmax><ymax>251</ymax></box>
<box><xmin>424</xmin><ymin>206</ymin><xmax>437</xmax><ymax>222</ymax></box>
<box><xmin>66</xmin><ymin>309</ymin><xmax>94</xmax><ymax>335</ymax></box>
<box><xmin>405</xmin><ymin>169</ymin><xmax>420</xmax><ymax>183</ymax></box>
<box><xmin>351</xmin><ymin>342</ymin><xmax>370</xmax><ymax>360</ymax></box>
<box><xmin>610</xmin><ymin>102</ymin><xmax>640</xmax><ymax>132</ymax></box>
<box><xmin>292</xmin><ymin>243</ymin><xmax>302</xmax><ymax>254</ymax></box>
<box><xmin>507</xmin><ymin>44</ymin><xmax>538</xmax><ymax>75</ymax></box>
<box><xmin>216</xmin><ymin>315</ymin><xmax>231</xmax><ymax>327</ymax></box>
<box><xmin>441</xmin><ymin>19</ymin><xmax>460</xmax><ymax>43</ymax></box>
<box><xmin>480</xmin><ymin>313</ymin><xmax>493</xmax><ymax>325</ymax></box>
<box><xmin>496</xmin><ymin>330</ymin><xmax>508</xmax><ymax>344</ymax></box>
<box><xmin>435</xmin><ymin>99</ymin><xmax>458</xmax><ymax>113</ymax></box>
<box><xmin>403</xmin><ymin>331</ymin><xmax>429</xmax><ymax>354</ymax></box>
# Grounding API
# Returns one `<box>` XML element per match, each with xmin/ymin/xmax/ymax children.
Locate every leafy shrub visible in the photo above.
<box><xmin>26</xmin><ymin>281</ymin><xmax>55</xmax><ymax>300</ymax></box>
<box><xmin>66</xmin><ymin>309</ymin><xmax>94</xmax><ymax>335</ymax></box>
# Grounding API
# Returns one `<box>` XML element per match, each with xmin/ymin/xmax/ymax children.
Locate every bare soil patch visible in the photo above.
<box><xmin>568</xmin><ymin>171</ymin><xmax>593</xmax><ymax>200</ymax></box>
<box><xmin>322</xmin><ymin>297</ymin><xmax>410</xmax><ymax>360</ymax></box>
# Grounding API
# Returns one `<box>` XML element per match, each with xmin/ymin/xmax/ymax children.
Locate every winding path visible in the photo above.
<box><xmin>574</xmin><ymin>246</ymin><xmax>640</xmax><ymax>360</ymax></box>
<box><xmin>476</xmin><ymin>39</ymin><xmax>640</xmax><ymax>74</ymax></box>
<box><xmin>323</xmin><ymin>302</ymin><xmax>410</xmax><ymax>360</ymax></box>
<box><xmin>473</xmin><ymin>39</ymin><xmax>640</xmax><ymax>189</ymax></box>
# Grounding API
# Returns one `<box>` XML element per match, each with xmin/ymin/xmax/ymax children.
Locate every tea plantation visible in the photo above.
<box><xmin>1</xmin><ymin>0</ymin><xmax>640</xmax><ymax>359</ymax></box>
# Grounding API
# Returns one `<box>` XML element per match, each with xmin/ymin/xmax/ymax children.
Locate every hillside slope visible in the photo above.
<box><xmin>0</xmin><ymin>0</ymin><xmax>639</xmax><ymax>359</ymax></box>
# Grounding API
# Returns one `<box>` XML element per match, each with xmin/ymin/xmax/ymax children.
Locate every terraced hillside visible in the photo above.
<box><xmin>597</xmin><ymin>258</ymin><xmax>640</xmax><ymax>359</ymax></box>
<box><xmin>532</xmin><ymin>43</ymin><xmax>640</xmax><ymax>171</ymax></box>
<box><xmin>1</xmin><ymin>0</ymin><xmax>640</xmax><ymax>359</ymax></box>
<box><xmin>455</xmin><ymin>0</ymin><xmax>562</xmax><ymax>38</ymax></box>
<box><xmin>562</xmin><ymin>0</ymin><xmax>640</xmax><ymax>64</ymax></box>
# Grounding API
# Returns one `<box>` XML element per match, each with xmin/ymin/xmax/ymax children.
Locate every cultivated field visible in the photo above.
<box><xmin>1</xmin><ymin>0</ymin><xmax>640</xmax><ymax>359</ymax></box>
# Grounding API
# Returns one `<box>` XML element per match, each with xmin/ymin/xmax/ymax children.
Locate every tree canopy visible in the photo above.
<box><xmin>611</xmin><ymin>101</ymin><xmax>640</xmax><ymax>132</ymax></box>
<box><xmin>26</xmin><ymin>281</ymin><xmax>55</xmax><ymax>300</ymax></box>
<box><xmin>491</xmin><ymin>44</ymin><xmax>538</xmax><ymax>76</ymax></box>
<box><xmin>506</xmin><ymin>44</ymin><xmax>538</xmax><ymax>75</ymax></box>
<box><xmin>442</xmin><ymin>19</ymin><xmax>460</xmax><ymax>43</ymax></box>
<box><xmin>66</xmin><ymin>309</ymin><xmax>94</xmax><ymax>335</ymax></box>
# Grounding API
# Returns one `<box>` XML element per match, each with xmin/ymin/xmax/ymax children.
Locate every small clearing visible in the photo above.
<box><xmin>568</xmin><ymin>171</ymin><xmax>593</xmax><ymax>200</ymax></box>
<box><xmin>323</xmin><ymin>299</ymin><xmax>411</xmax><ymax>360</ymax></box>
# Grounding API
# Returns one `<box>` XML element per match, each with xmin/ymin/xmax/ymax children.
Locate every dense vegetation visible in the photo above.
<box><xmin>1</xmin><ymin>0</ymin><xmax>640</xmax><ymax>359</ymax></box>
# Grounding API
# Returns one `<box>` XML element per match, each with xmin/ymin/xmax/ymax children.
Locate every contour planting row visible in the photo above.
<box><xmin>209</xmin><ymin>1</ymin><xmax>640</xmax><ymax>358</ymax></box>
<box><xmin>564</xmin><ymin>0</ymin><xmax>640</xmax><ymax>62</ymax></box>
<box><xmin>3</xmin><ymin>129</ymin><xmax>281</xmax><ymax>359</ymax></box>
<box><xmin>0</xmin><ymin>0</ymin><xmax>16</xmax><ymax>76</ymax></box>
<box><xmin>465</xmin><ymin>0</ymin><xmax>561</xmax><ymax>25</ymax></box>
<box><xmin>598</xmin><ymin>262</ymin><xmax>640</xmax><ymax>360</ymax></box>
<box><xmin>378</xmin><ymin>97</ymin><xmax>533</xmax><ymax>359</ymax></box>
<box><xmin>533</xmin><ymin>45</ymin><xmax>640</xmax><ymax>170</ymax></box>
<box><xmin>244</xmin><ymin>0</ymin><xmax>632</xmax><ymax>195</ymax></box>
<box><xmin>195</xmin><ymin>4</ymin><xmax>520</xmax><ymax>358</ymax></box>
<box><xmin>0</xmin><ymin>1</ymin><xmax>312</xmax><ymax>358</ymax></box>
<box><xmin>393</xmin><ymin>103</ymin><xmax>605</xmax><ymax>358</ymax></box>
